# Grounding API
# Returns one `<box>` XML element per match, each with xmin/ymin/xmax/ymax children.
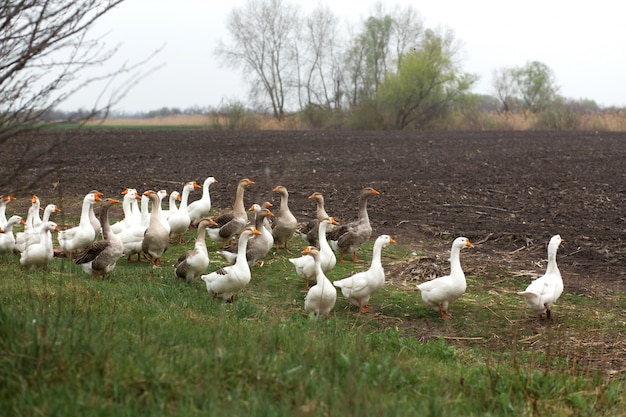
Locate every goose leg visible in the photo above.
<box><xmin>352</xmin><ymin>251</ymin><xmax>363</xmax><ymax>263</ymax></box>
<box><xmin>438</xmin><ymin>304</ymin><xmax>451</xmax><ymax>320</ymax></box>
<box><xmin>359</xmin><ymin>302</ymin><xmax>371</xmax><ymax>313</ymax></box>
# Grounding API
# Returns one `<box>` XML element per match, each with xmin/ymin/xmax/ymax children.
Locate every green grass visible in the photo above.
<box><xmin>1</xmin><ymin>228</ymin><xmax>624</xmax><ymax>416</ymax></box>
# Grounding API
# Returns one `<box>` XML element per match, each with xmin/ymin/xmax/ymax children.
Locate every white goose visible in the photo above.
<box><xmin>16</xmin><ymin>203</ymin><xmax>60</xmax><ymax>252</ymax></box>
<box><xmin>0</xmin><ymin>215</ymin><xmax>25</xmax><ymax>253</ymax></box>
<box><xmin>518</xmin><ymin>235</ymin><xmax>564</xmax><ymax>319</ymax></box>
<box><xmin>74</xmin><ymin>198</ymin><xmax>124</xmax><ymax>278</ymax></box>
<box><xmin>416</xmin><ymin>237</ymin><xmax>474</xmax><ymax>320</ymax></box>
<box><xmin>57</xmin><ymin>192</ymin><xmax>102</xmax><ymax>256</ymax></box>
<box><xmin>174</xmin><ymin>218</ymin><xmax>216</xmax><ymax>283</ymax></box>
<box><xmin>14</xmin><ymin>196</ymin><xmax>40</xmax><ymax>253</ymax></box>
<box><xmin>88</xmin><ymin>190</ymin><xmax>103</xmax><ymax>236</ymax></box>
<box><xmin>0</xmin><ymin>194</ymin><xmax>17</xmax><ymax>229</ymax></box>
<box><xmin>333</xmin><ymin>235</ymin><xmax>396</xmax><ymax>313</ymax></box>
<box><xmin>111</xmin><ymin>188</ymin><xmax>141</xmax><ymax>235</ymax></box>
<box><xmin>289</xmin><ymin>217</ymin><xmax>338</xmax><ymax>289</ymax></box>
<box><xmin>20</xmin><ymin>221</ymin><xmax>59</xmax><ymax>270</ymax></box>
<box><xmin>168</xmin><ymin>181</ymin><xmax>200</xmax><ymax>245</ymax></box>
<box><xmin>161</xmin><ymin>190</ymin><xmax>179</xmax><ymax>221</ymax></box>
<box><xmin>303</xmin><ymin>246</ymin><xmax>337</xmax><ymax>319</ymax></box>
<box><xmin>201</xmin><ymin>226</ymin><xmax>261</xmax><ymax>303</ymax></box>
<box><xmin>187</xmin><ymin>176</ymin><xmax>217</xmax><ymax>227</ymax></box>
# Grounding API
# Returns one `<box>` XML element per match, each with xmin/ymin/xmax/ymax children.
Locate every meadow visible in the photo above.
<box><xmin>1</xmin><ymin>227</ymin><xmax>625</xmax><ymax>416</ymax></box>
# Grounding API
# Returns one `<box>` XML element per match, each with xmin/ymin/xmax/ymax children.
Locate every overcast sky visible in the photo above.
<box><xmin>59</xmin><ymin>0</ymin><xmax>626</xmax><ymax>112</ymax></box>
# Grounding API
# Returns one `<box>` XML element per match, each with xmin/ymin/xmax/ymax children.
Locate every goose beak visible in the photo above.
<box><xmin>266</xmin><ymin>210</ymin><xmax>274</xmax><ymax>217</ymax></box>
<box><xmin>253</xmin><ymin>227</ymin><xmax>262</xmax><ymax>235</ymax></box>
<box><xmin>466</xmin><ymin>240</ymin><xmax>474</xmax><ymax>248</ymax></box>
<box><xmin>390</xmin><ymin>237</ymin><xmax>396</xmax><ymax>244</ymax></box>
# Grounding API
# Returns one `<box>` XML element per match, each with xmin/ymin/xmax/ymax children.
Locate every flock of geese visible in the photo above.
<box><xmin>0</xmin><ymin>176</ymin><xmax>564</xmax><ymax>320</ymax></box>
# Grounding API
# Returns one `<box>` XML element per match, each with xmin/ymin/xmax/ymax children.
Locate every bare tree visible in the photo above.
<box><xmin>492</xmin><ymin>67</ymin><xmax>518</xmax><ymax>113</ymax></box>
<box><xmin>390</xmin><ymin>4</ymin><xmax>424</xmax><ymax>68</ymax></box>
<box><xmin>215</xmin><ymin>0</ymin><xmax>301</xmax><ymax>120</ymax></box>
<box><xmin>0</xmin><ymin>0</ymin><xmax>161</xmax><ymax>191</ymax></box>
<box><xmin>299</xmin><ymin>5</ymin><xmax>343</xmax><ymax>111</ymax></box>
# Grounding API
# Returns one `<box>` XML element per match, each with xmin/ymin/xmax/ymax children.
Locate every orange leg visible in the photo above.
<box><xmin>339</xmin><ymin>250</ymin><xmax>347</xmax><ymax>262</ymax></box>
<box><xmin>352</xmin><ymin>251</ymin><xmax>363</xmax><ymax>263</ymax></box>
<box><xmin>438</xmin><ymin>304</ymin><xmax>452</xmax><ymax>320</ymax></box>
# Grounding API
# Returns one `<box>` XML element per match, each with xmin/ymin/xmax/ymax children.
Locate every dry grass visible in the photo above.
<box><xmin>88</xmin><ymin>114</ymin><xmax>211</xmax><ymax>126</ymax></box>
<box><xmin>87</xmin><ymin>110</ymin><xmax>626</xmax><ymax>131</ymax></box>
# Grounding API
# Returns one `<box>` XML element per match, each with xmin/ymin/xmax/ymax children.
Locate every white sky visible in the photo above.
<box><xmin>59</xmin><ymin>0</ymin><xmax>626</xmax><ymax>112</ymax></box>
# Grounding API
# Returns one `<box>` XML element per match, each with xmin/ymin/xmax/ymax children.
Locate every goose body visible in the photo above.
<box><xmin>328</xmin><ymin>187</ymin><xmax>379</xmax><ymax>262</ymax></box>
<box><xmin>174</xmin><ymin>218</ymin><xmax>215</xmax><ymax>283</ymax></box>
<box><xmin>74</xmin><ymin>199</ymin><xmax>124</xmax><ymax>278</ymax></box>
<box><xmin>201</xmin><ymin>227</ymin><xmax>261</xmax><ymax>303</ymax></box>
<box><xmin>187</xmin><ymin>176</ymin><xmax>217</xmax><ymax>226</ymax></box>
<box><xmin>333</xmin><ymin>234</ymin><xmax>396</xmax><ymax>313</ymax></box>
<box><xmin>271</xmin><ymin>185</ymin><xmax>298</xmax><ymax>250</ymax></box>
<box><xmin>303</xmin><ymin>247</ymin><xmax>337</xmax><ymax>319</ymax></box>
<box><xmin>416</xmin><ymin>237</ymin><xmax>474</xmax><ymax>320</ymax></box>
<box><xmin>141</xmin><ymin>190</ymin><xmax>170</xmax><ymax>266</ymax></box>
<box><xmin>0</xmin><ymin>215</ymin><xmax>26</xmax><ymax>253</ymax></box>
<box><xmin>19</xmin><ymin>221</ymin><xmax>59</xmax><ymax>270</ymax></box>
<box><xmin>168</xmin><ymin>181</ymin><xmax>200</xmax><ymax>244</ymax></box>
<box><xmin>57</xmin><ymin>192</ymin><xmax>102</xmax><ymax>255</ymax></box>
<box><xmin>518</xmin><ymin>235</ymin><xmax>564</xmax><ymax>319</ymax></box>
<box><xmin>116</xmin><ymin>221</ymin><xmax>147</xmax><ymax>262</ymax></box>
<box><xmin>289</xmin><ymin>217</ymin><xmax>338</xmax><ymax>289</ymax></box>
<box><xmin>208</xmin><ymin>178</ymin><xmax>254</xmax><ymax>247</ymax></box>
<box><xmin>220</xmin><ymin>206</ymin><xmax>274</xmax><ymax>267</ymax></box>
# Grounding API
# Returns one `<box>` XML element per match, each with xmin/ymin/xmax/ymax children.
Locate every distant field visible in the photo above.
<box><xmin>88</xmin><ymin>114</ymin><xmax>210</xmax><ymax>126</ymax></box>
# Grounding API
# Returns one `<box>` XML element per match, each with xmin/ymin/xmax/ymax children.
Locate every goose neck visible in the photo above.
<box><xmin>449</xmin><ymin>246</ymin><xmax>463</xmax><ymax>276</ymax></box>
